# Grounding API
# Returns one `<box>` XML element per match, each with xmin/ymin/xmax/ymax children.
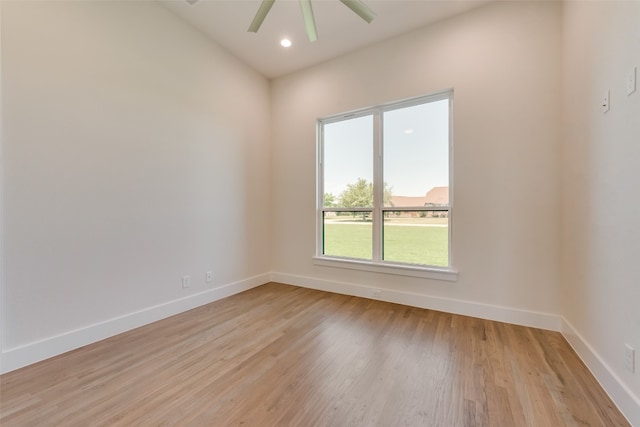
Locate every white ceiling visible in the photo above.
<box><xmin>161</xmin><ymin>0</ymin><xmax>491</xmax><ymax>79</ymax></box>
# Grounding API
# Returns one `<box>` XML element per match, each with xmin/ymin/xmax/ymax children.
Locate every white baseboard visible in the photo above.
<box><xmin>561</xmin><ymin>317</ymin><xmax>640</xmax><ymax>426</ymax></box>
<box><xmin>270</xmin><ymin>272</ymin><xmax>561</xmax><ymax>331</ymax></box>
<box><xmin>0</xmin><ymin>273</ymin><xmax>270</xmax><ymax>374</ymax></box>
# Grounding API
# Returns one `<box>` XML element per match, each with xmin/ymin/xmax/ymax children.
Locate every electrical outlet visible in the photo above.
<box><xmin>182</xmin><ymin>275</ymin><xmax>191</xmax><ymax>288</ymax></box>
<box><xmin>206</xmin><ymin>271</ymin><xmax>213</xmax><ymax>283</ymax></box>
<box><xmin>627</xmin><ymin>66</ymin><xmax>637</xmax><ymax>96</ymax></box>
<box><xmin>624</xmin><ymin>344</ymin><xmax>635</xmax><ymax>373</ymax></box>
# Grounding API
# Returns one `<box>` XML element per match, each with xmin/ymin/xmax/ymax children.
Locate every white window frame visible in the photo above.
<box><xmin>314</xmin><ymin>89</ymin><xmax>458</xmax><ymax>281</ymax></box>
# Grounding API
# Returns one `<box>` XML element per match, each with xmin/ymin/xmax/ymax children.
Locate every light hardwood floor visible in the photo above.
<box><xmin>0</xmin><ymin>283</ymin><xmax>630</xmax><ymax>426</ymax></box>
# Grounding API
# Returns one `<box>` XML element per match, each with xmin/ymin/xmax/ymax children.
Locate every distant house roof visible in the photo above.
<box><xmin>425</xmin><ymin>186</ymin><xmax>449</xmax><ymax>205</ymax></box>
<box><xmin>389</xmin><ymin>186</ymin><xmax>449</xmax><ymax>208</ymax></box>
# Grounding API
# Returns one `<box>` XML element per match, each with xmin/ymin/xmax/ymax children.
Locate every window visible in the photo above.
<box><xmin>316</xmin><ymin>90</ymin><xmax>455</xmax><ymax>279</ymax></box>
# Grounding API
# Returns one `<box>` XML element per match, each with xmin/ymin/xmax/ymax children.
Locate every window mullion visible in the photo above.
<box><xmin>372</xmin><ymin>111</ymin><xmax>382</xmax><ymax>262</ymax></box>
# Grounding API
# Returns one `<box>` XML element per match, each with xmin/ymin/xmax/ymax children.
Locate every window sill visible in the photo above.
<box><xmin>312</xmin><ymin>256</ymin><xmax>458</xmax><ymax>282</ymax></box>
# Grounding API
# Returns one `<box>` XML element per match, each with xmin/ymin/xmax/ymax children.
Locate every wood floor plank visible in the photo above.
<box><xmin>0</xmin><ymin>283</ymin><xmax>631</xmax><ymax>426</ymax></box>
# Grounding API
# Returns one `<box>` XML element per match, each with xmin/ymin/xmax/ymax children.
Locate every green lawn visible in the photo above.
<box><xmin>323</xmin><ymin>222</ymin><xmax>448</xmax><ymax>267</ymax></box>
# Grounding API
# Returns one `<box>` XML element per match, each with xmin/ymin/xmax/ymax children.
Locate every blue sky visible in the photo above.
<box><xmin>323</xmin><ymin>99</ymin><xmax>449</xmax><ymax>198</ymax></box>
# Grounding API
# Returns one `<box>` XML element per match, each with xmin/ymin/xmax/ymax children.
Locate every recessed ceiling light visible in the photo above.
<box><xmin>280</xmin><ymin>38</ymin><xmax>292</xmax><ymax>48</ymax></box>
<box><xmin>404</xmin><ymin>129</ymin><xmax>414</xmax><ymax>134</ymax></box>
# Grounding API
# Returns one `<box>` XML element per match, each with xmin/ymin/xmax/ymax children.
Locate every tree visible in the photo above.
<box><xmin>338</xmin><ymin>178</ymin><xmax>394</xmax><ymax>221</ymax></box>
<box><xmin>339</xmin><ymin>178</ymin><xmax>373</xmax><ymax>209</ymax></box>
<box><xmin>324</xmin><ymin>193</ymin><xmax>336</xmax><ymax>208</ymax></box>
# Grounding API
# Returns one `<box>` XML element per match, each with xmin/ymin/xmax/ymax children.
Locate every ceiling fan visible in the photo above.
<box><xmin>248</xmin><ymin>0</ymin><xmax>376</xmax><ymax>42</ymax></box>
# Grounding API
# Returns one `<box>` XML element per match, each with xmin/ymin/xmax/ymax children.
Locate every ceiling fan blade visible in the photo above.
<box><xmin>339</xmin><ymin>0</ymin><xmax>375</xmax><ymax>24</ymax></box>
<box><xmin>248</xmin><ymin>0</ymin><xmax>276</xmax><ymax>33</ymax></box>
<box><xmin>299</xmin><ymin>0</ymin><xmax>318</xmax><ymax>42</ymax></box>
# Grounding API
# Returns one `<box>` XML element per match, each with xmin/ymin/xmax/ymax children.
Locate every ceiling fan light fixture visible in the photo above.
<box><xmin>247</xmin><ymin>0</ymin><xmax>375</xmax><ymax>42</ymax></box>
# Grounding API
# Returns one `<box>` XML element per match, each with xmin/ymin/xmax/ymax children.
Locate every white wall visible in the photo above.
<box><xmin>0</xmin><ymin>1</ymin><xmax>271</xmax><ymax>371</ymax></box>
<box><xmin>561</xmin><ymin>1</ymin><xmax>640</xmax><ymax>422</ymax></box>
<box><xmin>271</xmin><ymin>1</ymin><xmax>562</xmax><ymax>327</ymax></box>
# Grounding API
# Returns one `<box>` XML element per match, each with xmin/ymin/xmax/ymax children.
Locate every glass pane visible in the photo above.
<box><xmin>383</xmin><ymin>211</ymin><xmax>448</xmax><ymax>267</ymax></box>
<box><xmin>383</xmin><ymin>99</ymin><xmax>449</xmax><ymax>209</ymax></box>
<box><xmin>323</xmin><ymin>211</ymin><xmax>372</xmax><ymax>260</ymax></box>
<box><xmin>323</xmin><ymin>115</ymin><xmax>373</xmax><ymax>208</ymax></box>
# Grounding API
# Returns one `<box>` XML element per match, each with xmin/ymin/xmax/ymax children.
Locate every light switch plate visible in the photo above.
<box><xmin>627</xmin><ymin>66</ymin><xmax>637</xmax><ymax>96</ymax></box>
<box><xmin>602</xmin><ymin>90</ymin><xmax>610</xmax><ymax>113</ymax></box>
